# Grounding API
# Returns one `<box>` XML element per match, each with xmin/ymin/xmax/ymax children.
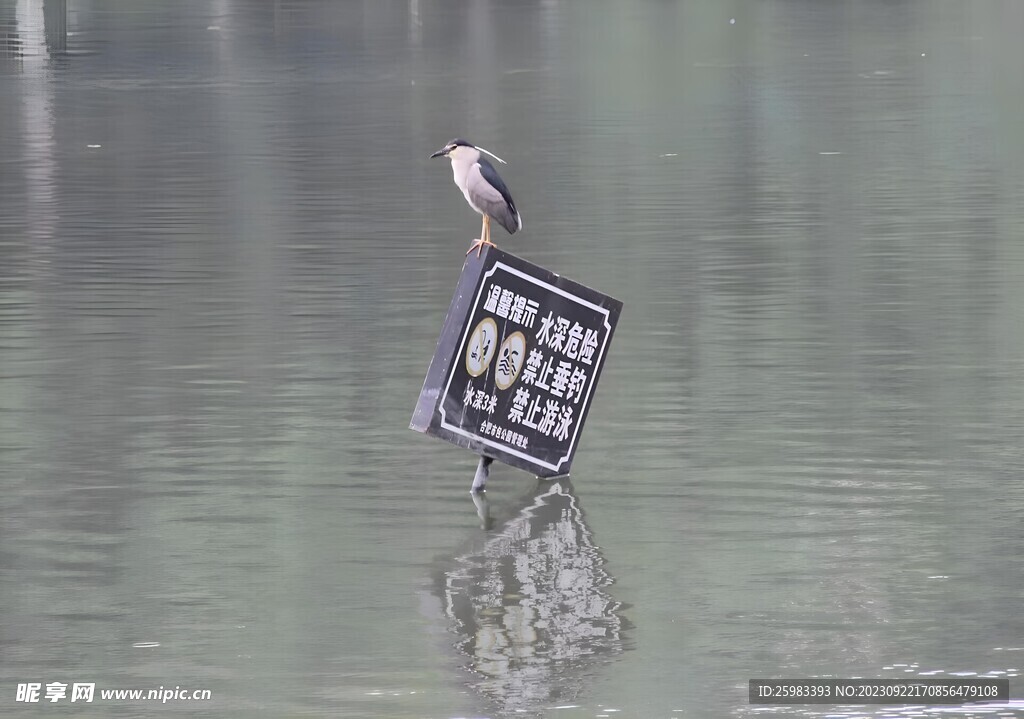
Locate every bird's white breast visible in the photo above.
<box><xmin>450</xmin><ymin>154</ymin><xmax>483</xmax><ymax>214</ymax></box>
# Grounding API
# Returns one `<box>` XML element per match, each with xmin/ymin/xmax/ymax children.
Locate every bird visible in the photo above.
<box><xmin>430</xmin><ymin>138</ymin><xmax>522</xmax><ymax>257</ymax></box>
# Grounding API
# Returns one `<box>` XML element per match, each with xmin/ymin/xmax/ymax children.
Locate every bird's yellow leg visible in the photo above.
<box><xmin>467</xmin><ymin>215</ymin><xmax>487</xmax><ymax>256</ymax></box>
<box><xmin>479</xmin><ymin>216</ymin><xmax>491</xmax><ymax>257</ymax></box>
<box><xmin>467</xmin><ymin>215</ymin><xmax>498</xmax><ymax>257</ymax></box>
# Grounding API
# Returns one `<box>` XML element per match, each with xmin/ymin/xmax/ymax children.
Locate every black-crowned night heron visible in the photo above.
<box><xmin>430</xmin><ymin>138</ymin><xmax>522</xmax><ymax>257</ymax></box>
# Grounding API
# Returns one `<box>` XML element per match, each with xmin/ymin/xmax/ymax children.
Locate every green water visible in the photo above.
<box><xmin>2</xmin><ymin>1</ymin><xmax>1022</xmax><ymax>717</ymax></box>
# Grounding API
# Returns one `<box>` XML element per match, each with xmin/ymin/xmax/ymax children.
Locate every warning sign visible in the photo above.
<box><xmin>465</xmin><ymin>318</ymin><xmax>498</xmax><ymax>377</ymax></box>
<box><xmin>410</xmin><ymin>246</ymin><xmax>622</xmax><ymax>478</ymax></box>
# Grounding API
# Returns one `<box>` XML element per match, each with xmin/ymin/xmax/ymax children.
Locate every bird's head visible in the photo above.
<box><xmin>430</xmin><ymin>138</ymin><xmax>475</xmax><ymax>160</ymax></box>
<box><xmin>430</xmin><ymin>139</ymin><xmax>509</xmax><ymax>165</ymax></box>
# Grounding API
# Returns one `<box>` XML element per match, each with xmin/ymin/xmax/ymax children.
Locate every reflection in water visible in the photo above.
<box><xmin>2</xmin><ymin>0</ymin><xmax>64</xmax><ymax>59</ymax></box>
<box><xmin>436</xmin><ymin>481</ymin><xmax>627</xmax><ymax>715</ymax></box>
<box><xmin>42</xmin><ymin>0</ymin><xmax>66</xmax><ymax>55</ymax></box>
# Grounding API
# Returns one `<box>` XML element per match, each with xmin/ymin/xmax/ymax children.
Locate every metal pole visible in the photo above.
<box><xmin>471</xmin><ymin>455</ymin><xmax>493</xmax><ymax>493</ymax></box>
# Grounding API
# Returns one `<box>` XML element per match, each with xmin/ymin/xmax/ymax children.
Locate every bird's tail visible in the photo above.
<box><xmin>498</xmin><ymin>203</ymin><xmax>522</xmax><ymax>235</ymax></box>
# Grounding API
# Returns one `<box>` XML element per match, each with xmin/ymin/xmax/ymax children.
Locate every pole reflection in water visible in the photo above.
<box><xmin>43</xmin><ymin>0</ymin><xmax>66</xmax><ymax>55</ymax></box>
<box><xmin>431</xmin><ymin>480</ymin><xmax>629</xmax><ymax>715</ymax></box>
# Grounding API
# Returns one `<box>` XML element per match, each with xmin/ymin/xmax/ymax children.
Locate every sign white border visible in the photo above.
<box><xmin>439</xmin><ymin>262</ymin><xmax>613</xmax><ymax>473</ymax></box>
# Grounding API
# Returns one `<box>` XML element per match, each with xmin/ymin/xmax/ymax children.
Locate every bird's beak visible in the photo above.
<box><xmin>430</xmin><ymin>147</ymin><xmax>448</xmax><ymax>159</ymax></box>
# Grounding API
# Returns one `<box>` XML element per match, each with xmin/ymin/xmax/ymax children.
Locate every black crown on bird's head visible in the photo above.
<box><xmin>430</xmin><ymin>138</ymin><xmax>476</xmax><ymax>159</ymax></box>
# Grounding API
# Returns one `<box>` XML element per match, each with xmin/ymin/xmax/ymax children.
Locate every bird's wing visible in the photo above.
<box><xmin>472</xmin><ymin>159</ymin><xmax>521</xmax><ymax>234</ymax></box>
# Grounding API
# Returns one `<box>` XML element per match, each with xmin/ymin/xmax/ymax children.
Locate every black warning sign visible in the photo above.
<box><xmin>411</xmin><ymin>245</ymin><xmax>622</xmax><ymax>478</ymax></box>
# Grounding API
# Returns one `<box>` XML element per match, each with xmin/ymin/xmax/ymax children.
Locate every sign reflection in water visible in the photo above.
<box><xmin>430</xmin><ymin>481</ymin><xmax>627</xmax><ymax>713</ymax></box>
